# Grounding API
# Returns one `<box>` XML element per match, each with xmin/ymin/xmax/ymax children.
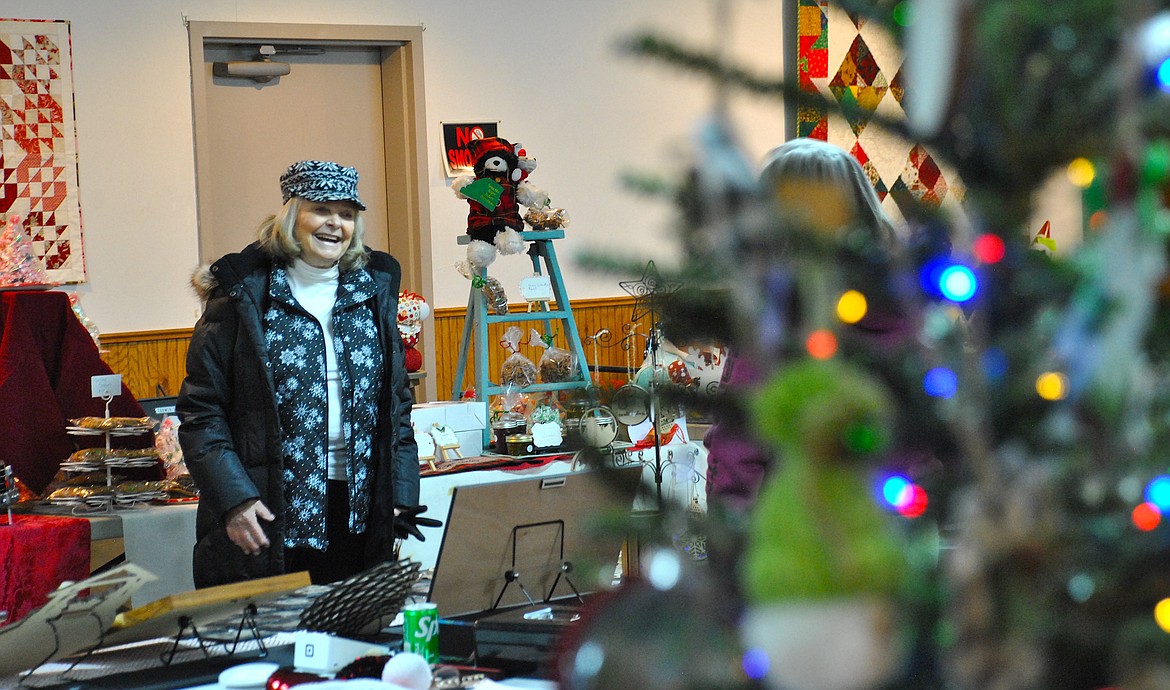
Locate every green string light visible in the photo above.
<box><xmin>892</xmin><ymin>1</ymin><xmax>913</xmax><ymax>27</ymax></box>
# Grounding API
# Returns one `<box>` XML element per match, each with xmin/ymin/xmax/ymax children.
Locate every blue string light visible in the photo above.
<box><xmin>924</xmin><ymin>367</ymin><xmax>959</xmax><ymax>398</ymax></box>
<box><xmin>981</xmin><ymin>348</ymin><xmax>1009</xmax><ymax>381</ymax></box>
<box><xmin>882</xmin><ymin>475</ymin><xmax>913</xmax><ymax>508</ymax></box>
<box><xmin>938</xmin><ymin>265</ymin><xmax>978</xmax><ymax>302</ymax></box>
<box><xmin>1145</xmin><ymin>475</ymin><xmax>1170</xmax><ymax>511</ymax></box>
<box><xmin>742</xmin><ymin>648</ymin><xmax>770</xmax><ymax>680</ymax></box>
<box><xmin>919</xmin><ymin>258</ymin><xmax>979</xmax><ymax>303</ymax></box>
<box><xmin>1158</xmin><ymin>58</ymin><xmax>1170</xmax><ymax>92</ymax></box>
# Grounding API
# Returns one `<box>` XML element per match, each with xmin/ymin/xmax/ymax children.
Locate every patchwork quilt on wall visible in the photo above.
<box><xmin>0</xmin><ymin>19</ymin><xmax>85</xmax><ymax>283</ymax></box>
<box><xmin>796</xmin><ymin>0</ymin><xmax>964</xmax><ymax>222</ymax></box>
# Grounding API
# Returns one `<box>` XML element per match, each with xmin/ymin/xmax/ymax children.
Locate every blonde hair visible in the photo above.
<box><xmin>760</xmin><ymin>138</ymin><xmax>898</xmax><ymax>249</ymax></box>
<box><xmin>255</xmin><ymin>197</ymin><xmax>369</xmax><ymax>271</ymax></box>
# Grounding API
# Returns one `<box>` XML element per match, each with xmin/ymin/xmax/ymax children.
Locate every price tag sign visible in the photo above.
<box><xmin>519</xmin><ymin>275</ymin><xmax>553</xmax><ymax>302</ymax></box>
<box><xmin>91</xmin><ymin>374</ymin><xmax>122</xmax><ymax>399</ymax></box>
<box><xmin>429</xmin><ymin>423</ymin><xmax>461</xmax><ymax>450</ymax></box>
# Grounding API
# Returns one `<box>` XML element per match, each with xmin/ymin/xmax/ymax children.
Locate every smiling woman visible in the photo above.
<box><xmin>176</xmin><ymin>160</ymin><xmax>439</xmax><ymax>588</ymax></box>
<box><xmin>295</xmin><ymin>200</ymin><xmax>357</xmax><ymax>268</ymax></box>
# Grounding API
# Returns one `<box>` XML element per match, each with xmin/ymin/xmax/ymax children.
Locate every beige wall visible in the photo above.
<box><xmin>5</xmin><ymin>0</ymin><xmax>786</xmax><ymax>333</ymax></box>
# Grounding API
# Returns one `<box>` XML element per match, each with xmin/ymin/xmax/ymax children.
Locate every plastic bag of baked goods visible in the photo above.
<box><xmin>524</xmin><ymin>206</ymin><xmax>571</xmax><ymax>230</ymax></box>
<box><xmin>500</xmin><ymin>326</ymin><xmax>537</xmax><ymax>388</ymax></box>
<box><xmin>489</xmin><ymin>384</ymin><xmax>532</xmax><ymax>425</ymax></box>
<box><xmin>531</xmin><ymin>329</ymin><xmax>577</xmax><ymax>383</ymax></box>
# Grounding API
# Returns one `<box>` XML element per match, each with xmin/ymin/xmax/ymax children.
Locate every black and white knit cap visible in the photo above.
<box><xmin>279</xmin><ymin>160</ymin><xmax>366</xmax><ymax>210</ymax></box>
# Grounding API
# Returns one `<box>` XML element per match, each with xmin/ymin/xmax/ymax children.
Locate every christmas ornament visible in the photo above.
<box><xmin>740</xmin><ymin>598</ymin><xmax>902</xmax><ymax>690</ymax></box>
<box><xmin>1032</xmin><ymin>220</ymin><xmax>1056</xmax><ymax>254</ymax></box>
<box><xmin>744</xmin><ymin>357</ymin><xmax>902</xmax><ymax>599</ymax></box>
<box><xmin>0</xmin><ymin>213</ymin><xmax>52</xmax><ymax>288</ymax></box>
<box><xmin>741</xmin><ymin>358</ymin><xmax>906</xmax><ymax>690</ymax></box>
<box><xmin>396</xmin><ymin>290</ymin><xmax>430</xmax><ymax>373</ymax></box>
<box><xmin>68</xmin><ymin>293</ymin><xmax>102</xmax><ymax>348</ymax></box>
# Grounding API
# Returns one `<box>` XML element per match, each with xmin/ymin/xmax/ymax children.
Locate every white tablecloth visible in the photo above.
<box><xmin>31</xmin><ymin>501</ymin><xmax>198</xmax><ymax>607</ymax></box>
<box><xmin>118</xmin><ymin>502</ymin><xmax>198</xmax><ymax>606</ymax></box>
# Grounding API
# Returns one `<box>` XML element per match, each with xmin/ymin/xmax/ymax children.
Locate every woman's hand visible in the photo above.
<box><xmin>225</xmin><ymin>499</ymin><xmax>275</xmax><ymax>556</ymax></box>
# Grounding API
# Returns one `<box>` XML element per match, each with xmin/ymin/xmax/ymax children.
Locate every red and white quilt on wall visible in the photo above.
<box><xmin>0</xmin><ymin>19</ymin><xmax>85</xmax><ymax>283</ymax></box>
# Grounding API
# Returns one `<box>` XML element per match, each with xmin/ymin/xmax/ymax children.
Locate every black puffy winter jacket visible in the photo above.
<box><xmin>177</xmin><ymin>242</ymin><xmax>419</xmax><ymax>588</ymax></box>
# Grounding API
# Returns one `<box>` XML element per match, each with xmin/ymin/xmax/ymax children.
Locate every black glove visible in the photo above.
<box><xmin>393</xmin><ymin>504</ymin><xmax>443</xmax><ymax>541</ymax></box>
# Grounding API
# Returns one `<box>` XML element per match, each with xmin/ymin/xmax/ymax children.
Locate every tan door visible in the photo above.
<box><xmin>188</xmin><ymin>22</ymin><xmax>436</xmax><ymax>400</ymax></box>
<box><xmin>198</xmin><ymin>43</ymin><xmax>390</xmax><ymax>260</ymax></box>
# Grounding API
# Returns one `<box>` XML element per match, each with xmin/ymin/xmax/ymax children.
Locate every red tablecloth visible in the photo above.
<box><xmin>0</xmin><ymin>290</ymin><xmax>148</xmax><ymax>495</ymax></box>
<box><xmin>0</xmin><ymin>514</ymin><xmax>90</xmax><ymax>627</ymax></box>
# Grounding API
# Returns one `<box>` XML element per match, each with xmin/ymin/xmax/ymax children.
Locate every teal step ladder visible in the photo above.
<box><xmin>451</xmin><ymin>230</ymin><xmax>594</xmax><ymax>445</ymax></box>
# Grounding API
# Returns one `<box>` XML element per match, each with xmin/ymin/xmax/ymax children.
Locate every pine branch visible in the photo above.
<box><xmin>621</xmin><ymin>30</ymin><xmax>920</xmax><ymax>147</ymax></box>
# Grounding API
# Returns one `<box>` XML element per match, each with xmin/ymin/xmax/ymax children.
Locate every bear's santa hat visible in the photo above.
<box><xmin>468</xmin><ymin>137</ymin><xmax>519</xmax><ymax>178</ymax></box>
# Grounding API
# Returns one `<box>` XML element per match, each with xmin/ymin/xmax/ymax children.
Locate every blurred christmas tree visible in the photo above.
<box><xmin>568</xmin><ymin>1</ymin><xmax>1170</xmax><ymax>689</ymax></box>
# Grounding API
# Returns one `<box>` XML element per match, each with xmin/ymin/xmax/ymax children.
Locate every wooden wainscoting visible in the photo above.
<box><xmin>100</xmin><ymin>296</ymin><xmax>650</xmax><ymax>403</ymax></box>
<box><xmin>100</xmin><ymin>329</ymin><xmax>194</xmax><ymax>400</ymax></box>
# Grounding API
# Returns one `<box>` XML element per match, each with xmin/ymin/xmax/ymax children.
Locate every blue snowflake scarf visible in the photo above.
<box><xmin>264</xmin><ymin>265</ymin><xmax>384</xmax><ymax>550</ymax></box>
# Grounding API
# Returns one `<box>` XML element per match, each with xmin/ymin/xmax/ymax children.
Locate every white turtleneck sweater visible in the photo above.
<box><xmin>285</xmin><ymin>258</ymin><xmax>347</xmax><ymax>481</ymax></box>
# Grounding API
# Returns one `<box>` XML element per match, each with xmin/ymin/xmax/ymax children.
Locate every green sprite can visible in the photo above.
<box><xmin>402</xmin><ymin>602</ymin><xmax>440</xmax><ymax>663</ymax></box>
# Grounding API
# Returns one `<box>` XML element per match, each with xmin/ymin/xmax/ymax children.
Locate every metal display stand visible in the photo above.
<box><xmin>1</xmin><ymin>463</ymin><xmax>16</xmax><ymax>525</ymax></box>
<box><xmin>156</xmin><ymin>604</ymin><xmax>267</xmax><ymax>666</ymax></box>
<box><xmin>489</xmin><ymin>519</ymin><xmax>582</xmax><ymax>611</ymax></box>
<box><xmin>587</xmin><ymin>261</ymin><xmax>685</xmax><ymax>509</ymax></box>
<box><xmin>451</xmin><ymin>230</ymin><xmax>594</xmax><ymax>446</ymax></box>
<box><xmin>48</xmin><ymin>375</ymin><xmax>158</xmax><ymax>514</ymax></box>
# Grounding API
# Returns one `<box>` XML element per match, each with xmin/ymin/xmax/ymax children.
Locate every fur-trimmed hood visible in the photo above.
<box><xmin>189</xmin><ymin>263</ymin><xmax>219</xmax><ymax>303</ymax></box>
<box><xmin>188</xmin><ymin>241</ymin><xmax>270</xmax><ymax>304</ymax></box>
